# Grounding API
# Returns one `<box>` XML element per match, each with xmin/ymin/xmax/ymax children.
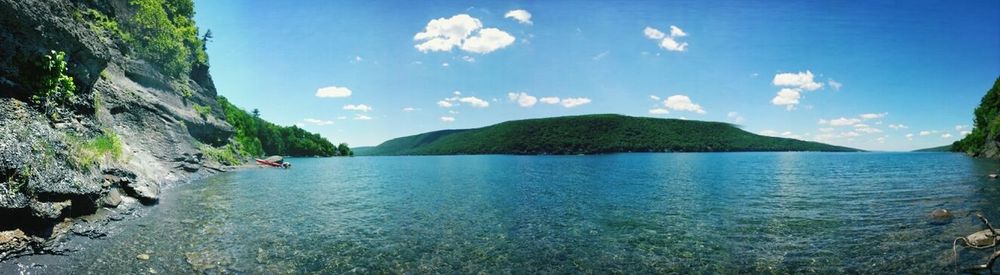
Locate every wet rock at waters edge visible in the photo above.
<box><xmin>123</xmin><ymin>179</ymin><xmax>160</xmax><ymax>204</ymax></box>
<box><xmin>180</xmin><ymin>163</ymin><xmax>200</xmax><ymax>172</ymax></box>
<box><xmin>0</xmin><ymin>229</ymin><xmax>30</xmax><ymax>260</ymax></box>
<box><xmin>106</xmin><ymin>168</ymin><xmax>159</xmax><ymax>204</ymax></box>
<box><xmin>29</xmin><ymin>199</ymin><xmax>72</xmax><ymax>220</ymax></box>
<box><xmin>100</xmin><ymin>188</ymin><xmax>123</xmax><ymax>208</ymax></box>
<box><xmin>929</xmin><ymin>209</ymin><xmax>954</xmax><ymax>225</ymax></box>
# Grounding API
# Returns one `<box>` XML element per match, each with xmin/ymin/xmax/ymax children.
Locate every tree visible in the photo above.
<box><xmin>337</xmin><ymin>143</ymin><xmax>351</xmax><ymax>156</ymax></box>
<box><xmin>251</xmin><ymin>108</ymin><xmax>260</xmax><ymax>118</ymax></box>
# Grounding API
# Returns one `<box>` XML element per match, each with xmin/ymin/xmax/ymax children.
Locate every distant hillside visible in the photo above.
<box><xmin>913</xmin><ymin>145</ymin><xmax>953</xmax><ymax>152</ymax></box>
<box><xmin>952</xmin><ymin>77</ymin><xmax>1000</xmax><ymax>158</ymax></box>
<box><xmin>361</xmin><ymin>114</ymin><xmax>860</xmax><ymax>156</ymax></box>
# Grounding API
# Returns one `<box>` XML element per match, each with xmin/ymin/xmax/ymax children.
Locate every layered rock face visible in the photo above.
<box><xmin>0</xmin><ymin>0</ymin><xmax>234</xmax><ymax>258</ymax></box>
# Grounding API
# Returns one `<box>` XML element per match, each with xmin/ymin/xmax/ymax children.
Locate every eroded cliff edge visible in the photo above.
<box><xmin>0</xmin><ymin>0</ymin><xmax>238</xmax><ymax>259</ymax></box>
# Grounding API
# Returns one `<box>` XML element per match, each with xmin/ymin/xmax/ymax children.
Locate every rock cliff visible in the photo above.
<box><xmin>0</xmin><ymin>0</ymin><xmax>236</xmax><ymax>259</ymax></box>
<box><xmin>953</xmin><ymin>77</ymin><xmax>1000</xmax><ymax>158</ymax></box>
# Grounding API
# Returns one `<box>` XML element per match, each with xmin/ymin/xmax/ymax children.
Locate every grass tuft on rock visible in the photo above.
<box><xmin>70</xmin><ymin>129</ymin><xmax>123</xmax><ymax>169</ymax></box>
<box><xmin>199</xmin><ymin>143</ymin><xmax>241</xmax><ymax>166</ymax></box>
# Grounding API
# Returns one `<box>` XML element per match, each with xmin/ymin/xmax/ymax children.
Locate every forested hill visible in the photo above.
<box><xmin>952</xmin><ymin>76</ymin><xmax>1000</xmax><ymax>158</ymax></box>
<box><xmin>218</xmin><ymin>96</ymin><xmax>350</xmax><ymax>157</ymax></box>
<box><xmin>360</xmin><ymin>114</ymin><xmax>860</xmax><ymax>156</ymax></box>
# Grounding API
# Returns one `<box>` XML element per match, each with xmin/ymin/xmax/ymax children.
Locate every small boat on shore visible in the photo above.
<box><xmin>256</xmin><ymin>156</ymin><xmax>290</xmax><ymax>168</ymax></box>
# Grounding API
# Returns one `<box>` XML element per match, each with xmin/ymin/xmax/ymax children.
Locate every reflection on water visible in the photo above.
<box><xmin>4</xmin><ymin>152</ymin><xmax>1000</xmax><ymax>273</ymax></box>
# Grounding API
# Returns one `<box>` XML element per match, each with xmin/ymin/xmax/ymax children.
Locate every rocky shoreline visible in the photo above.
<box><xmin>0</xmin><ymin>0</ymin><xmax>241</xmax><ymax>261</ymax></box>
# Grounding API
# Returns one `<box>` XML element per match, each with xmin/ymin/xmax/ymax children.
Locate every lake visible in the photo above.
<box><xmin>4</xmin><ymin>152</ymin><xmax>1000</xmax><ymax>273</ymax></box>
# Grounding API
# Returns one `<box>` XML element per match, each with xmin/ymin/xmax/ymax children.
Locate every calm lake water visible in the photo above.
<box><xmin>5</xmin><ymin>152</ymin><xmax>1000</xmax><ymax>273</ymax></box>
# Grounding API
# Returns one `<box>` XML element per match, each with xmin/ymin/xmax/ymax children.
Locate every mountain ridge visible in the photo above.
<box><xmin>360</xmin><ymin>114</ymin><xmax>860</xmax><ymax>156</ymax></box>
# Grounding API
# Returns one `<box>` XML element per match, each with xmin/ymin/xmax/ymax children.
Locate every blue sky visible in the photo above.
<box><xmin>194</xmin><ymin>0</ymin><xmax>1000</xmax><ymax>151</ymax></box>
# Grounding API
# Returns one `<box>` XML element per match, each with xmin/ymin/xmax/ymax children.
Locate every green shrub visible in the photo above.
<box><xmin>125</xmin><ymin>0</ymin><xmax>206</xmax><ymax>77</ymax></box>
<box><xmin>32</xmin><ymin>51</ymin><xmax>76</xmax><ymax>109</ymax></box>
<box><xmin>199</xmin><ymin>143</ymin><xmax>241</xmax><ymax>165</ymax></box>
<box><xmin>192</xmin><ymin>104</ymin><xmax>211</xmax><ymax>119</ymax></box>
<box><xmin>70</xmin><ymin>129</ymin><xmax>124</xmax><ymax>169</ymax></box>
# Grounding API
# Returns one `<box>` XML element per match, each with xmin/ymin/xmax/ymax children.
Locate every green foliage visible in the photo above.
<box><xmin>363</xmin><ymin>114</ymin><xmax>860</xmax><ymax>156</ymax></box>
<box><xmin>75</xmin><ymin>8</ymin><xmax>130</xmax><ymax>42</ymax></box>
<box><xmin>199</xmin><ymin>143</ymin><xmax>241</xmax><ymax>165</ymax></box>
<box><xmin>123</xmin><ymin>0</ymin><xmax>207</xmax><ymax>77</ymax></box>
<box><xmin>192</xmin><ymin>104</ymin><xmax>211</xmax><ymax>119</ymax></box>
<box><xmin>953</xmin><ymin>77</ymin><xmax>1000</xmax><ymax>155</ymax></box>
<box><xmin>217</xmin><ymin>96</ymin><xmax>342</xmax><ymax>157</ymax></box>
<box><xmin>337</xmin><ymin>143</ymin><xmax>352</xmax><ymax>156</ymax></box>
<box><xmin>31</xmin><ymin>51</ymin><xmax>76</xmax><ymax>110</ymax></box>
<box><xmin>70</xmin><ymin>129</ymin><xmax>124</xmax><ymax>169</ymax></box>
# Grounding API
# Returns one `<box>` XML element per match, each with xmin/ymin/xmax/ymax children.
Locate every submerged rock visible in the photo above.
<box><xmin>929</xmin><ymin>209</ymin><xmax>954</xmax><ymax>225</ymax></box>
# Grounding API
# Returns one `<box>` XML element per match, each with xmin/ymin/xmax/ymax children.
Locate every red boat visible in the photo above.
<box><xmin>256</xmin><ymin>156</ymin><xmax>290</xmax><ymax>168</ymax></box>
<box><xmin>255</xmin><ymin>158</ymin><xmax>282</xmax><ymax>167</ymax></box>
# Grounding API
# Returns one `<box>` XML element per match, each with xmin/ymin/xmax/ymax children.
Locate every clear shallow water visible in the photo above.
<box><xmin>6</xmin><ymin>152</ymin><xmax>1000</xmax><ymax>273</ymax></box>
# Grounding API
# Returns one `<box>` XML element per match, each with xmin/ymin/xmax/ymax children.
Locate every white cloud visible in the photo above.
<box><xmin>343</xmin><ymin>104</ymin><xmax>373</xmax><ymax>112</ymax></box>
<box><xmin>773</xmin><ymin>71</ymin><xmax>822</xmax><ymax>91</ymax></box>
<box><xmin>440</xmin><ymin>116</ymin><xmax>455</xmax><ymax>122</ymax></box>
<box><xmin>854</xmin><ymin>125</ymin><xmax>883</xmax><ymax>134</ymax></box>
<box><xmin>504</xmin><ymin>9</ymin><xmax>532</xmax><ymax>25</ymax></box>
<box><xmin>453</xmin><ymin>91</ymin><xmax>462</xmax><ymax>95</ymax></box>
<box><xmin>819</xmin><ymin>117</ymin><xmax>861</xmax><ymax>126</ymax></box>
<box><xmin>442</xmin><ymin>62</ymin><xmax>450</xmax><ymax>67</ymax></box>
<box><xmin>860</xmin><ymin>112</ymin><xmax>887</xmax><ymax>120</ymax></box>
<box><xmin>592</xmin><ymin>51</ymin><xmax>610</xmax><ymax>61</ymax></box>
<box><xmin>448</xmin><ymin>110</ymin><xmax>459</xmax><ymax>114</ymax></box>
<box><xmin>819</xmin><ymin>127</ymin><xmax>835</xmax><ymax>132</ymax></box>
<box><xmin>942</xmin><ymin>133</ymin><xmax>953</xmax><ymax>138</ymax></box>
<box><xmin>649</xmin><ymin>108</ymin><xmax>670</xmax><ymax>115</ymax></box>
<box><xmin>956</xmin><ymin>125</ymin><xmax>968</xmax><ymax>131</ymax></box>
<box><xmin>437</xmin><ymin>100</ymin><xmax>454</xmax><ymax>108</ymax></box>
<box><xmin>643</xmin><ymin>27</ymin><xmax>665</xmax><ymax>39</ymax></box>
<box><xmin>540</xmin><ymin>97</ymin><xmax>560</xmax><ymax>104</ymax></box>
<box><xmin>663</xmin><ymin>95</ymin><xmax>705</xmax><ymax>114</ymax></box>
<box><xmin>458</xmin><ymin>96</ymin><xmax>490</xmax><ymax>108</ymax></box>
<box><xmin>888</xmin><ymin>124</ymin><xmax>908</xmax><ymax>130</ymax></box>
<box><xmin>414</xmin><ymin>14</ymin><xmax>482</xmax><ymax>52</ymax></box>
<box><xmin>828</xmin><ymin>79</ymin><xmax>842</xmax><ymax>90</ymax></box>
<box><xmin>769</xmin><ymin>71</ymin><xmax>826</xmax><ymax>110</ymax></box>
<box><xmin>919</xmin><ymin>131</ymin><xmax>931</xmax><ymax>136</ymax></box>
<box><xmin>461</xmin><ymin>56</ymin><xmax>476</xmax><ymax>63</ymax></box>
<box><xmin>354</xmin><ymin>114</ymin><xmax>372</xmax><ymax>120</ymax></box>
<box><xmin>649</xmin><ymin>95</ymin><xmax>661</xmax><ymax>101</ymax></box>
<box><xmin>961</xmin><ymin>130</ymin><xmax>971</xmax><ymax>136</ymax></box>
<box><xmin>315</xmin><ymin>86</ymin><xmax>352</xmax><ymax>98</ymax></box>
<box><xmin>644</xmin><ymin>26</ymin><xmax>688</xmax><ymax>52</ymax></box>
<box><xmin>414</xmin><ymin>14</ymin><xmax>515</xmax><ymax>54</ymax></box>
<box><xmin>906</xmin><ymin>133</ymin><xmax>914</xmax><ymax>140</ymax></box>
<box><xmin>727</xmin><ymin>112</ymin><xmax>744</xmax><ymax>123</ymax></box>
<box><xmin>561</xmin><ymin>97</ymin><xmax>591</xmax><ymax>108</ymax></box>
<box><xmin>507</xmin><ymin>92</ymin><xmax>537</xmax><ymax>107</ymax></box>
<box><xmin>669</xmin><ymin>25</ymin><xmax>687</xmax><ymax>37</ymax></box>
<box><xmin>659</xmin><ymin>37</ymin><xmax>688</xmax><ymax>52</ymax></box>
<box><xmin>303</xmin><ymin>118</ymin><xmax>334</xmax><ymax>126</ymax></box>
<box><xmin>402</xmin><ymin>107</ymin><xmax>419</xmax><ymax>112</ymax></box>
<box><xmin>461</xmin><ymin>28</ymin><xmax>516</xmax><ymax>54</ymax></box>
<box><xmin>771</xmin><ymin>88</ymin><xmax>801</xmax><ymax>109</ymax></box>
<box><xmin>350</xmin><ymin>56</ymin><xmax>363</xmax><ymax>63</ymax></box>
